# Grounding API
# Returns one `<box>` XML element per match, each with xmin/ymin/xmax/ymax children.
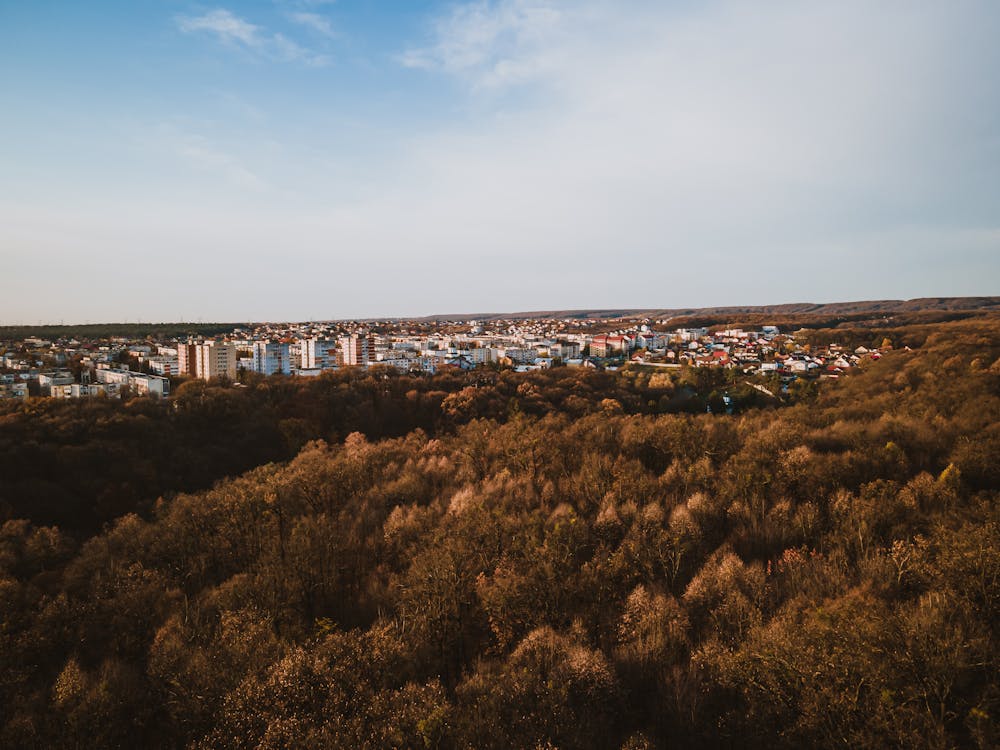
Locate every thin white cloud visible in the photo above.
<box><xmin>177</xmin><ymin>8</ymin><xmax>330</xmax><ymax>66</ymax></box>
<box><xmin>177</xmin><ymin>9</ymin><xmax>260</xmax><ymax>47</ymax></box>
<box><xmin>401</xmin><ymin>0</ymin><xmax>564</xmax><ymax>89</ymax></box>
<box><xmin>272</xmin><ymin>32</ymin><xmax>331</xmax><ymax>66</ymax></box>
<box><xmin>290</xmin><ymin>11</ymin><xmax>337</xmax><ymax>39</ymax></box>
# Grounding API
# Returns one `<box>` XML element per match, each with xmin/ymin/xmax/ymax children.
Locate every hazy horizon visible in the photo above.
<box><xmin>3</xmin><ymin>295</ymin><xmax>998</xmax><ymax>328</ymax></box>
<box><xmin>3</xmin><ymin>1</ymin><xmax>999</xmax><ymax>323</ymax></box>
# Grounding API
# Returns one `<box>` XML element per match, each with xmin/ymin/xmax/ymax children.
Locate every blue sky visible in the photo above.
<box><xmin>1</xmin><ymin>0</ymin><xmax>998</xmax><ymax>323</ymax></box>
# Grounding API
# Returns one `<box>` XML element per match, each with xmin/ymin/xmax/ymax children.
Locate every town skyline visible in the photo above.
<box><xmin>0</xmin><ymin>307</ymin><xmax>888</xmax><ymax>404</ymax></box>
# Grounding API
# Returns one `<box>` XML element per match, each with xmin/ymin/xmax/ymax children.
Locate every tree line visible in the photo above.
<box><xmin>0</xmin><ymin>322</ymin><xmax>243</xmax><ymax>343</ymax></box>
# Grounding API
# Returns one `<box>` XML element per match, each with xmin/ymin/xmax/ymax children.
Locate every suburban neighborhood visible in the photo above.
<box><xmin>0</xmin><ymin>317</ymin><xmax>885</xmax><ymax>402</ymax></box>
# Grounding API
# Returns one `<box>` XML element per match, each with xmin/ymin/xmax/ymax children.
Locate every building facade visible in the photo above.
<box><xmin>252</xmin><ymin>341</ymin><xmax>292</xmax><ymax>376</ymax></box>
<box><xmin>93</xmin><ymin>367</ymin><xmax>170</xmax><ymax>397</ymax></box>
<box><xmin>340</xmin><ymin>334</ymin><xmax>374</xmax><ymax>366</ymax></box>
<box><xmin>195</xmin><ymin>341</ymin><xmax>238</xmax><ymax>380</ymax></box>
<box><xmin>301</xmin><ymin>338</ymin><xmax>337</xmax><ymax>370</ymax></box>
<box><xmin>177</xmin><ymin>342</ymin><xmax>198</xmax><ymax>376</ymax></box>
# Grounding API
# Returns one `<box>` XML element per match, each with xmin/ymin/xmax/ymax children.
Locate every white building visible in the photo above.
<box><xmin>177</xmin><ymin>342</ymin><xmax>194</xmax><ymax>375</ymax></box>
<box><xmin>51</xmin><ymin>382</ymin><xmax>122</xmax><ymax>399</ymax></box>
<box><xmin>551</xmin><ymin>342</ymin><xmax>581</xmax><ymax>359</ymax></box>
<box><xmin>94</xmin><ymin>367</ymin><xmax>170</xmax><ymax>398</ymax></box>
<box><xmin>301</xmin><ymin>338</ymin><xmax>337</xmax><ymax>370</ymax></box>
<box><xmin>252</xmin><ymin>341</ymin><xmax>292</xmax><ymax>376</ymax></box>
<box><xmin>340</xmin><ymin>334</ymin><xmax>373</xmax><ymax>366</ymax></box>
<box><xmin>466</xmin><ymin>347</ymin><xmax>494</xmax><ymax>365</ymax></box>
<box><xmin>145</xmin><ymin>357</ymin><xmax>178</xmax><ymax>376</ymax></box>
<box><xmin>131</xmin><ymin>373</ymin><xmax>170</xmax><ymax>398</ymax></box>
<box><xmin>500</xmin><ymin>347</ymin><xmax>536</xmax><ymax>365</ymax></box>
<box><xmin>195</xmin><ymin>341</ymin><xmax>238</xmax><ymax>380</ymax></box>
<box><xmin>38</xmin><ymin>372</ymin><xmax>74</xmax><ymax>395</ymax></box>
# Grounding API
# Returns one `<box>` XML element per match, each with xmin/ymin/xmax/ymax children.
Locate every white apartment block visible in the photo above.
<box><xmin>177</xmin><ymin>342</ymin><xmax>197</xmax><ymax>375</ymax></box>
<box><xmin>94</xmin><ymin>368</ymin><xmax>170</xmax><ymax>398</ymax></box>
<box><xmin>465</xmin><ymin>347</ymin><xmax>494</xmax><ymax>365</ymax></box>
<box><xmin>51</xmin><ymin>382</ymin><xmax>122</xmax><ymax>399</ymax></box>
<box><xmin>195</xmin><ymin>341</ymin><xmax>238</xmax><ymax>380</ymax></box>
<box><xmin>551</xmin><ymin>342</ymin><xmax>581</xmax><ymax>359</ymax></box>
<box><xmin>301</xmin><ymin>338</ymin><xmax>337</xmax><ymax>370</ymax></box>
<box><xmin>38</xmin><ymin>372</ymin><xmax>75</xmax><ymax>395</ymax></box>
<box><xmin>146</xmin><ymin>357</ymin><xmax>178</xmax><ymax>376</ymax></box>
<box><xmin>340</xmin><ymin>334</ymin><xmax>373</xmax><ymax>366</ymax></box>
<box><xmin>131</xmin><ymin>373</ymin><xmax>170</xmax><ymax>398</ymax></box>
<box><xmin>252</xmin><ymin>341</ymin><xmax>292</xmax><ymax>376</ymax></box>
<box><xmin>500</xmin><ymin>347</ymin><xmax>537</xmax><ymax>364</ymax></box>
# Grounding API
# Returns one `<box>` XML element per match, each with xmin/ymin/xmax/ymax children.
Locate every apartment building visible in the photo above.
<box><xmin>195</xmin><ymin>341</ymin><xmax>238</xmax><ymax>380</ymax></box>
<box><xmin>38</xmin><ymin>371</ymin><xmax>75</xmax><ymax>395</ymax></box>
<box><xmin>301</xmin><ymin>338</ymin><xmax>337</xmax><ymax>370</ymax></box>
<box><xmin>252</xmin><ymin>341</ymin><xmax>292</xmax><ymax>376</ymax></box>
<box><xmin>340</xmin><ymin>334</ymin><xmax>374</xmax><ymax>366</ymax></box>
<box><xmin>177</xmin><ymin>342</ymin><xmax>198</xmax><ymax>376</ymax></box>
<box><xmin>51</xmin><ymin>382</ymin><xmax>122</xmax><ymax>399</ymax></box>
<box><xmin>94</xmin><ymin>367</ymin><xmax>170</xmax><ymax>397</ymax></box>
<box><xmin>145</xmin><ymin>357</ymin><xmax>178</xmax><ymax>376</ymax></box>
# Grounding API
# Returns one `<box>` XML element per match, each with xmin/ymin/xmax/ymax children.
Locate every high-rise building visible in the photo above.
<box><xmin>252</xmin><ymin>341</ymin><xmax>292</xmax><ymax>376</ymax></box>
<box><xmin>177</xmin><ymin>342</ymin><xmax>198</xmax><ymax>376</ymax></box>
<box><xmin>288</xmin><ymin>340</ymin><xmax>302</xmax><ymax>373</ymax></box>
<box><xmin>339</xmin><ymin>334</ymin><xmax>374</xmax><ymax>366</ymax></box>
<box><xmin>301</xmin><ymin>338</ymin><xmax>337</xmax><ymax>370</ymax></box>
<box><xmin>195</xmin><ymin>341</ymin><xmax>238</xmax><ymax>380</ymax></box>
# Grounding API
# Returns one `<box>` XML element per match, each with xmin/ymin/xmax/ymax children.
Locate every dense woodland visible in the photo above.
<box><xmin>0</xmin><ymin>322</ymin><xmax>243</xmax><ymax>342</ymax></box>
<box><xmin>0</xmin><ymin>366</ymin><xmax>776</xmax><ymax>535</ymax></box>
<box><xmin>1</xmin><ymin>316</ymin><xmax>998</xmax><ymax>748</ymax></box>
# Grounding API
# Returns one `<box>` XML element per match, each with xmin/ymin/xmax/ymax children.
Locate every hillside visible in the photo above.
<box><xmin>423</xmin><ymin>296</ymin><xmax>1000</xmax><ymax>321</ymax></box>
<box><xmin>0</xmin><ymin>315</ymin><xmax>997</xmax><ymax>748</ymax></box>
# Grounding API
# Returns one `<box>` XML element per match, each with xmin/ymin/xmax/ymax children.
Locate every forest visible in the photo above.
<box><xmin>0</xmin><ymin>365</ymin><xmax>775</xmax><ymax>535</ymax></box>
<box><xmin>0</xmin><ymin>322</ymin><xmax>243</xmax><ymax>343</ymax></box>
<box><xmin>1</xmin><ymin>316</ymin><xmax>997</xmax><ymax>748</ymax></box>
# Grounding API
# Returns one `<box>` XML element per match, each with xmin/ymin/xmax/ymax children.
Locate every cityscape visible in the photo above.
<box><xmin>1</xmin><ymin>314</ymin><xmax>883</xmax><ymax>403</ymax></box>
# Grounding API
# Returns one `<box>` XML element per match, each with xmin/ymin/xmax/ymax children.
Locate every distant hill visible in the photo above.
<box><xmin>421</xmin><ymin>297</ymin><xmax>1000</xmax><ymax>321</ymax></box>
<box><xmin>0</xmin><ymin>322</ymin><xmax>245</xmax><ymax>342</ymax></box>
<box><xmin>4</xmin><ymin>298</ymin><xmax>997</xmax><ymax>336</ymax></box>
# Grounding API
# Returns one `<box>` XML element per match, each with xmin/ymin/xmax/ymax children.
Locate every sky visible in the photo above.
<box><xmin>1</xmin><ymin>0</ymin><xmax>998</xmax><ymax>323</ymax></box>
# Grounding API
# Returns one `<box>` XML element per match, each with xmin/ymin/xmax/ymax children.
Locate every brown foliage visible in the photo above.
<box><xmin>1</xmin><ymin>315</ymin><xmax>998</xmax><ymax>748</ymax></box>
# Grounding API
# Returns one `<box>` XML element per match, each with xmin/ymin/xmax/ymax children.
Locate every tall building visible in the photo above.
<box><xmin>252</xmin><ymin>341</ymin><xmax>292</xmax><ymax>376</ymax></box>
<box><xmin>195</xmin><ymin>341</ymin><xmax>238</xmax><ymax>380</ymax></box>
<box><xmin>288</xmin><ymin>340</ymin><xmax>302</xmax><ymax>373</ymax></box>
<box><xmin>301</xmin><ymin>338</ymin><xmax>337</xmax><ymax>370</ymax></box>
<box><xmin>177</xmin><ymin>342</ymin><xmax>198</xmax><ymax>375</ymax></box>
<box><xmin>339</xmin><ymin>334</ymin><xmax>374</xmax><ymax>366</ymax></box>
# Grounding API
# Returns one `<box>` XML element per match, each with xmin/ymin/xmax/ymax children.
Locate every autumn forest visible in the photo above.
<box><xmin>1</xmin><ymin>316</ymin><xmax>998</xmax><ymax>749</ymax></box>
